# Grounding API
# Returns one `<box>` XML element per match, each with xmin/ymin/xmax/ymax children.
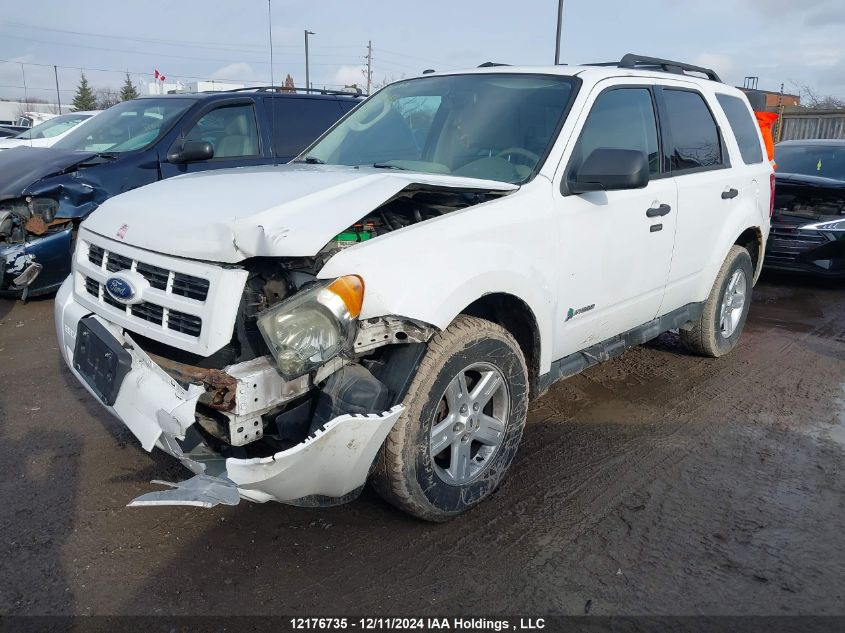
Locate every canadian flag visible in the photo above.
<box><xmin>154</xmin><ymin>69</ymin><xmax>166</xmax><ymax>81</ymax></box>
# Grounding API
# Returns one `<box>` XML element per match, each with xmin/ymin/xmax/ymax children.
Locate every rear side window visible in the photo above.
<box><xmin>662</xmin><ymin>89</ymin><xmax>723</xmax><ymax>172</ymax></box>
<box><xmin>270</xmin><ymin>98</ymin><xmax>346</xmax><ymax>158</ymax></box>
<box><xmin>716</xmin><ymin>94</ymin><xmax>764</xmax><ymax>165</ymax></box>
<box><xmin>571</xmin><ymin>88</ymin><xmax>660</xmax><ymax>175</ymax></box>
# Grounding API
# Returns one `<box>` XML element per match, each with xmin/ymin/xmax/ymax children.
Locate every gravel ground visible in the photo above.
<box><xmin>0</xmin><ymin>273</ymin><xmax>843</xmax><ymax>616</ymax></box>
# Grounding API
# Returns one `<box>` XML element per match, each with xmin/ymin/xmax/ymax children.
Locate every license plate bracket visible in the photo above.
<box><xmin>73</xmin><ymin>316</ymin><xmax>132</xmax><ymax>406</ymax></box>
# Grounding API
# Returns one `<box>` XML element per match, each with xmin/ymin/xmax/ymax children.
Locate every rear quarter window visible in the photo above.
<box><xmin>716</xmin><ymin>94</ymin><xmax>764</xmax><ymax>165</ymax></box>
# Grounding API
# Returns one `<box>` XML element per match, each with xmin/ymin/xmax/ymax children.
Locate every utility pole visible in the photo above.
<box><xmin>53</xmin><ymin>65</ymin><xmax>62</xmax><ymax>112</ymax></box>
<box><xmin>268</xmin><ymin>0</ymin><xmax>275</xmax><ymax>87</ymax></box>
<box><xmin>305</xmin><ymin>30</ymin><xmax>315</xmax><ymax>90</ymax></box>
<box><xmin>365</xmin><ymin>40</ymin><xmax>373</xmax><ymax>95</ymax></box>
<box><xmin>554</xmin><ymin>0</ymin><xmax>564</xmax><ymax>65</ymax></box>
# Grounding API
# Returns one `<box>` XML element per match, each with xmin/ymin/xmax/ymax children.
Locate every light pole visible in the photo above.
<box><xmin>554</xmin><ymin>0</ymin><xmax>564</xmax><ymax>65</ymax></box>
<box><xmin>268</xmin><ymin>0</ymin><xmax>275</xmax><ymax>87</ymax></box>
<box><xmin>304</xmin><ymin>29</ymin><xmax>315</xmax><ymax>91</ymax></box>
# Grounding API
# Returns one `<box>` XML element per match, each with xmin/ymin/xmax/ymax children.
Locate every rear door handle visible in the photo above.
<box><xmin>646</xmin><ymin>203</ymin><xmax>671</xmax><ymax>218</ymax></box>
<box><xmin>721</xmin><ymin>188</ymin><xmax>739</xmax><ymax>199</ymax></box>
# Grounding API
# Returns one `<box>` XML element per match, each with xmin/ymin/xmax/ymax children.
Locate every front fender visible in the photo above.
<box><xmin>318</xmin><ymin>183</ymin><xmax>559</xmax><ymax>372</ymax></box>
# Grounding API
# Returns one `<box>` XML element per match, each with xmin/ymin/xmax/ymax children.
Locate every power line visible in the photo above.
<box><xmin>2</xmin><ymin>20</ymin><xmax>362</xmax><ymax>53</ymax></box>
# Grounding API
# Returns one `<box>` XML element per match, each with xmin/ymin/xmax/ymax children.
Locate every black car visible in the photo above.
<box><xmin>0</xmin><ymin>88</ymin><xmax>361</xmax><ymax>298</ymax></box>
<box><xmin>766</xmin><ymin>139</ymin><xmax>845</xmax><ymax>277</ymax></box>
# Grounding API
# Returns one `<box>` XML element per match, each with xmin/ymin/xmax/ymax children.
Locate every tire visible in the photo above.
<box><xmin>680</xmin><ymin>245</ymin><xmax>754</xmax><ymax>357</ymax></box>
<box><xmin>371</xmin><ymin>315</ymin><xmax>529</xmax><ymax>521</ymax></box>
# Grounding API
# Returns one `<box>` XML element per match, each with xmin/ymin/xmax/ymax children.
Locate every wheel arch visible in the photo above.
<box><xmin>459</xmin><ymin>292</ymin><xmax>543</xmax><ymax>400</ymax></box>
<box><xmin>733</xmin><ymin>226</ymin><xmax>764</xmax><ymax>282</ymax></box>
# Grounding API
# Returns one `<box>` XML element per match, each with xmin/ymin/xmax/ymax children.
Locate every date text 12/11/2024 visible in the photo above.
<box><xmin>289</xmin><ymin>617</ymin><xmax>546</xmax><ymax>630</ymax></box>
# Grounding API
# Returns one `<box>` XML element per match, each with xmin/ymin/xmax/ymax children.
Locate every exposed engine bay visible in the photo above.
<box><xmin>774</xmin><ymin>178</ymin><xmax>845</xmax><ymax>222</ymax></box>
<box><xmin>126</xmin><ymin>185</ymin><xmax>505</xmax><ymax>460</ymax></box>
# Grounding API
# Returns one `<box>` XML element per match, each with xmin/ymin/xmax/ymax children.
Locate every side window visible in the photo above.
<box><xmin>662</xmin><ymin>90</ymin><xmax>723</xmax><ymax>171</ymax></box>
<box><xmin>571</xmin><ymin>88</ymin><xmax>660</xmax><ymax>175</ymax></box>
<box><xmin>715</xmin><ymin>94</ymin><xmax>764</xmax><ymax>165</ymax></box>
<box><xmin>271</xmin><ymin>98</ymin><xmax>345</xmax><ymax>158</ymax></box>
<box><xmin>184</xmin><ymin>103</ymin><xmax>259</xmax><ymax>159</ymax></box>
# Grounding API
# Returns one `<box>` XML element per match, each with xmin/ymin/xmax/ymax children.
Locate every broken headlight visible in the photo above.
<box><xmin>257</xmin><ymin>275</ymin><xmax>364</xmax><ymax>380</ymax></box>
<box><xmin>28</xmin><ymin>197</ymin><xmax>59</xmax><ymax>223</ymax></box>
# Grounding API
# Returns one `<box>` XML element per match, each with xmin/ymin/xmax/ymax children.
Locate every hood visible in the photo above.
<box><xmin>81</xmin><ymin>164</ymin><xmax>518</xmax><ymax>262</ymax></box>
<box><xmin>0</xmin><ymin>138</ymin><xmax>28</xmax><ymax>150</ymax></box>
<box><xmin>774</xmin><ymin>172</ymin><xmax>845</xmax><ymax>222</ymax></box>
<box><xmin>0</xmin><ymin>147</ymin><xmax>100</xmax><ymax>199</ymax></box>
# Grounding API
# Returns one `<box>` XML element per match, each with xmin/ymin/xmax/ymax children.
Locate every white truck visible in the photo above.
<box><xmin>55</xmin><ymin>55</ymin><xmax>772</xmax><ymax>520</ymax></box>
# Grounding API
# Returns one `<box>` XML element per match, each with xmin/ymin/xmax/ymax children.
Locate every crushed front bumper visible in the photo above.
<box><xmin>0</xmin><ymin>226</ymin><xmax>73</xmax><ymax>298</ymax></box>
<box><xmin>55</xmin><ymin>277</ymin><xmax>404</xmax><ymax>507</ymax></box>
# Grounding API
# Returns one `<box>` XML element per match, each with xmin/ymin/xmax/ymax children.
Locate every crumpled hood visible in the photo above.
<box><xmin>0</xmin><ymin>147</ymin><xmax>99</xmax><ymax>199</ymax></box>
<box><xmin>81</xmin><ymin>164</ymin><xmax>518</xmax><ymax>262</ymax></box>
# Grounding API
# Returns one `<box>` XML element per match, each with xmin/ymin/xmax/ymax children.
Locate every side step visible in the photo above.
<box><xmin>128</xmin><ymin>474</ymin><xmax>240</xmax><ymax>508</ymax></box>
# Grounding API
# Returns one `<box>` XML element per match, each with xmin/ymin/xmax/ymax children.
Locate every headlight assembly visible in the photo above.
<box><xmin>801</xmin><ymin>219</ymin><xmax>845</xmax><ymax>232</ymax></box>
<box><xmin>257</xmin><ymin>275</ymin><xmax>364</xmax><ymax>380</ymax></box>
<box><xmin>28</xmin><ymin>197</ymin><xmax>59</xmax><ymax>223</ymax></box>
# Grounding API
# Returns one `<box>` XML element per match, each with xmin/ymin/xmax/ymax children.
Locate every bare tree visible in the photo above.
<box><xmin>790</xmin><ymin>82</ymin><xmax>845</xmax><ymax>110</ymax></box>
<box><xmin>95</xmin><ymin>87</ymin><xmax>121</xmax><ymax>110</ymax></box>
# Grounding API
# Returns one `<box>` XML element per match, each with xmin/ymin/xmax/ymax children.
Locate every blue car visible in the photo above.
<box><xmin>0</xmin><ymin>88</ymin><xmax>360</xmax><ymax>298</ymax></box>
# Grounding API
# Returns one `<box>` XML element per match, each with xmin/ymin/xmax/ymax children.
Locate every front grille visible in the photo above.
<box><xmin>88</xmin><ymin>244</ymin><xmax>105</xmax><ymax>267</ymax></box>
<box><xmin>84</xmin><ymin>277</ymin><xmax>99</xmax><ymax>297</ymax></box>
<box><xmin>105</xmin><ymin>252</ymin><xmax>133</xmax><ymax>273</ymax></box>
<box><xmin>168</xmin><ymin>309</ymin><xmax>202</xmax><ymax>337</ymax></box>
<box><xmin>768</xmin><ymin>225</ymin><xmax>829</xmax><ymax>263</ymax></box>
<box><xmin>86</xmin><ymin>243</ymin><xmax>210</xmax><ymax>302</ymax></box>
<box><xmin>84</xmin><ymin>275</ymin><xmax>204</xmax><ymax>337</ymax></box>
<box><xmin>172</xmin><ymin>273</ymin><xmax>210</xmax><ymax>300</ymax></box>
<box><xmin>136</xmin><ymin>262</ymin><xmax>169</xmax><ymax>290</ymax></box>
<box><xmin>131</xmin><ymin>302</ymin><xmax>165</xmax><ymax>325</ymax></box>
<box><xmin>83</xmin><ymin>240</ymin><xmax>209</xmax><ymax>339</ymax></box>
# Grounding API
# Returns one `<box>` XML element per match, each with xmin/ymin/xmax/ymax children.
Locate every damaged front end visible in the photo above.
<box><xmin>56</xmin><ymin>235</ymin><xmax>436</xmax><ymax>507</ymax></box>
<box><xmin>0</xmin><ymin>196</ymin><xmax>74</xmax><ymax>299</ymax></box>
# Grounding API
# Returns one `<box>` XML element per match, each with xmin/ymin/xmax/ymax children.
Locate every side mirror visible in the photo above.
<box><xmin>168</xmin><ymin>140</ymin><xmax>214</xmax><ymax>163</ymax></box>
<box><xmin>569</xmin><ymin>148</ymin><xmax>649</xmax><ymax>194</ymax></box>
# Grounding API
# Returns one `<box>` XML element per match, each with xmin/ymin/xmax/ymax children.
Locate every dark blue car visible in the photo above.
<box><xmin>0</xmin><ymin>89</ymin><xmax>360</xmax><ymax>298</ymax></box>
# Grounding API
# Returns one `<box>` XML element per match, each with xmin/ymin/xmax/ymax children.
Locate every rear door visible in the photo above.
<box><xmin>268</xmin><ymin>96</ymin><xmax>352</xmax><ymax>162</ymax></box>
<box><xmin>552</xmin><ymin>81</ymin><xmax>678</xmax><ymax>358</ymax></box>
<box><xmin>656</xmin><ymin>86</ymin><xmax>742</xmax><ymax>312</ymax></box>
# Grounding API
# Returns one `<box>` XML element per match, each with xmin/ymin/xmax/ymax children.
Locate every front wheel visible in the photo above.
<box><xmin>371</xmin><ymin>316</ymin><xmax>528</xmax><ymax>521</ymax></box>
<box><xmin>680</xmin><ymin>244</ymin><xmax>754</xmax><ymax>357</ymax></box>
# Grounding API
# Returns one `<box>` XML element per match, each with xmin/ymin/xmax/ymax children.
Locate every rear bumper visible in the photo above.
<box><xmin>764</xmin><ymin>222</ymin><xmax>845</xmax><ymax>277</ymax></box>
<box><xmin>54</xmin><ymin>277</ymin><xmax>404</xmax><ymax>507</ymax></box>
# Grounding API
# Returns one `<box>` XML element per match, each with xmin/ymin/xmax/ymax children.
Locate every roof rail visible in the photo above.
<box><xmin>219</xmin><ymin>86</ymin><xmax>365</xmax><ymax>96</ymax></box>
<box><xmin>587</xmin><ymin>53</ymin><xmax>722</xmax><ymax>83</ymax></box>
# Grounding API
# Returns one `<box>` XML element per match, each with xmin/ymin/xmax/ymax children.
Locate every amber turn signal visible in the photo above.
<box><xmin>327</xmin><ymin>275</ymin><xmax>365</xmax><ymax>318</ymax></box>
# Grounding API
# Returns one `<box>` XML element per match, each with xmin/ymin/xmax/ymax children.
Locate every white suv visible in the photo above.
<box><xmin>55</xmin><ymin>55</ymin><xmax>772</xmax><ymax>520</ymax></box>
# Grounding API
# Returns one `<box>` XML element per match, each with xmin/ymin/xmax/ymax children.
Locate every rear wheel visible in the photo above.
<box><xmin>371</xmin><ymin>315</ymin><xmax>528</xmax><ymax>521</ymax></box>
<box><xmin>680</xmin><ymin>245</ymin><xmax>754</xmax><ymax>357</ymax></box>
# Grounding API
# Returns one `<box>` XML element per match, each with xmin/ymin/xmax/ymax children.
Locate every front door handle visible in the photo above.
<box><xmin>646</xmin><ymin>203</ymin><xmax>671</xmax><ymax>218</ymax></box>
<box><xmin>721</xmin><ymin>188</ymin><xmax>739</xmax><ymax>199</ymax></box>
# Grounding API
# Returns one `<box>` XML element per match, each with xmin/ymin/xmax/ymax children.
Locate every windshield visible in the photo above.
<box><xmin>302</xmin><ymin>73</ymin><xmax>577</xmax><ymax>184</ymax></box>
<box><xmin>14</xmin><ymin>113</ymin><xmax>93</xmax><ymax>140</ymax></box>
<box><xmin>775</xmin><ymin>144</ymin><xmax>845</xmax><ymax>181</ymax></box>
<box><xmin>52</xmin><ymin>98</ymin><xmax>194</xmax><ymax>153</ymax></box>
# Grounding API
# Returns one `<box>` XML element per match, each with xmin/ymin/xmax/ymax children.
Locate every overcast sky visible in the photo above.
<box><xmin>1</xmin><ymin>0</ymin><xmax>844</xmax><ymax>103</ymax></box>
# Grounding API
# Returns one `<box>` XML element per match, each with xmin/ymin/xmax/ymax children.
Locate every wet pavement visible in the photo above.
<box><xmin>0</xmin><ymin>273</ymin><xmax>843</xmax><ymax>616</ymax></box>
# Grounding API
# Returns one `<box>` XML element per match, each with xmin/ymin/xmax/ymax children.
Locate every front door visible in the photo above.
<box><xmin>552</xmin><ymin>83</ymin><xmax>678</xmax><ymax>359</ymax></box>
<box><xmin>160</xmin><ymin>101</ymin><xmax>268</xmax><ymax>179</ymax></box>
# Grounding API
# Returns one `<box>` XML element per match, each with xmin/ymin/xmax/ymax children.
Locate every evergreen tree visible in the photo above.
<box><xmin>71</xmin><ymin>73</ymin><xmax>97</xmax><ymax>110</ymax></box>
<box><xmin>119</xmin><ymin>73</ymin><xmax>139</xmax><ymax>101</ymax></box>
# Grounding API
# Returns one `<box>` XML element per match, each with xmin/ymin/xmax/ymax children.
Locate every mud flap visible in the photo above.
<box><xmin>127</xmin><ymin>474</ymin><xmax>241</xmax><ymax>508</ymax></box>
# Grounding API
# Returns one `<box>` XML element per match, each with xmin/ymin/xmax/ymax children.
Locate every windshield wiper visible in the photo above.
<box><xmin>295</xmin><ymin>155</ymin><xmax>325</xmax><ymax>164</ymax></box>
<box><xmin>372</xmin><ymin>162</ymin><xmax>408</xmax><ymax>170</ymax></box>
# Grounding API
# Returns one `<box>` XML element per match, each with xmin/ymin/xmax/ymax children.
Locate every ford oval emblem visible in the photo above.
<box><xmin>105</xmin><ymin>276</ymin><xmax>135</xmax><ymax>302</ymax></box>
